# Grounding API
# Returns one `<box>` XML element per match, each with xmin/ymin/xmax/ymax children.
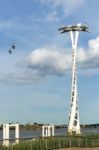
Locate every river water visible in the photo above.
<box><xmin>0</xmin><ymin>127</ymin><xmax>99</xmax><ymax>140</ymax></box>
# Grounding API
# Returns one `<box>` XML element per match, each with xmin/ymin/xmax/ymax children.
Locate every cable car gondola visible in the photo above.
<box><xmin>12</xmin><ymin>43</ymin><xmax>16</xmax><ymax>49</ymax></box>
<box><xmin>8</xmin><ymin>49</ymin><xmax>12</xmax><ymax>54</ymax></box>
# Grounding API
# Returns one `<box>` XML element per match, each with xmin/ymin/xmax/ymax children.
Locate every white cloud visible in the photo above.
<box><xmin>79</xmin><ymin>37</ymin><xmax>99</xmax><ymax>69</ymax></box>
<box><xmin>29</xmin><ymin>11</ymin><xmax>59</xmax><ymax>23</ymax></box>
<box><xmin>44</xmin><ymin>11</ymin><xmax>59</xmax><ymax>22</ymax></box>
<box><xmin>26</xmin><ymin>47</ymin><xmax>71</xmax><ymax>76</ymax></box>
<box><xmin>0</xmin><ymin>20</ymin><xmax>25</xmax><ymax>32</ymax></box>
<box><xmin>0</xmin><ymin>36</ymin><xmax>99</xmax><ymax>84</ymax></box>
<box><xmin>25</xmin><ymin>36</ymin><xmax>99</xmax><ymax>78</ymax></box>
<box><xmin>88</xmin><ymin>36</ymin><xmax>99</xmax><ymax>53</ymax></box>
<box><xmin>41</xmin><ymin>0</ymin><xmax>85</xmax><ymax>16</ymax></box>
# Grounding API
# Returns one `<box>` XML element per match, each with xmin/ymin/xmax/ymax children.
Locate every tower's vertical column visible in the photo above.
<box><xmin>52</xmin><ymin>125</ymin><xmax>54</xmax><ymax>136</ymax></box>
<box><xmin>3</xmin><ymin>124</ymin><xmax>9</xmax><ymax>146</ymax></box>
<box><xmin>3</xmin><ymin>124</ymin><xmax>6</xmax><ymax>140</ymax></box>
<box><xmin>67</xmin><ymin>24</ymin><xmax>81</xmax><ymax>135</ymax></box>
<box><xmin>15</xmin><ymin>124</ymin><xmax>19</xmax><ymax>139</ymax></box>
<box><xmin>42</xmin><ymin>126</ymin><xmax>44</xmax><ymax>137</ymax></box>
<box><xmin>15</xmin><ymin>124</ymin><xmax>19</xmax><ymax>144</ymax></box>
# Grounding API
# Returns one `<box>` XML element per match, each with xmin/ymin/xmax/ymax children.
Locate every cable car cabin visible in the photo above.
<box><xmin>8</xmin><ymin>49</ymin><xmax>12</xmax><ymax>54</ymax></box>
<box><xmin>12</xmin><ymin>43</ymin><xmax>16</xmax><ymax>49</ymax></box>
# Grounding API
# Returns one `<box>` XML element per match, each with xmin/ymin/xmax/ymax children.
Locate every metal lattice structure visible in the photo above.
<box><xmin>59</xmin><ymin>23</ymin><xmax>89</xmax><ymax>135</ymax></box>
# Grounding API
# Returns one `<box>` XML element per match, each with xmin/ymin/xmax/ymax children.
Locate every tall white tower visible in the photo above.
<box><xmin>59</xmin><ymin>23</ymin><xmax>89</xmax><ymax>135</ymax></box>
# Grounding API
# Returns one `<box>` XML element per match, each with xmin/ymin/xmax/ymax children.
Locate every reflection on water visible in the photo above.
<box><xmin>81</xmin><ymin>127</ymin><xmax>99</xmax><ymax>134</ymax></box>
<box><xmin>0</xmin><ymin>127</ymin><xmax>99</xmax><ymax>139</ymax></box>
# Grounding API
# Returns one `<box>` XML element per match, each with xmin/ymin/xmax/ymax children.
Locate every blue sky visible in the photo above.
<box><xmin>0</xmin><ymin>0</ymin><xmax>99</xmax><ymax>125</ymax></box>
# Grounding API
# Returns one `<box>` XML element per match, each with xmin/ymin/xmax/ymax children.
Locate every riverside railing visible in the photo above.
<box><xmin>1</xmin><ymin>136</ymin><xmax>99</xmax><ymax>150</ymax></box>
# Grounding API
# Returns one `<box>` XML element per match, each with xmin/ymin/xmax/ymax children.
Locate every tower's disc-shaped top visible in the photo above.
<box><xmin>58</xmin><ymin>24</ymin><xmax>89</xmax><ymax>33</ymax></box>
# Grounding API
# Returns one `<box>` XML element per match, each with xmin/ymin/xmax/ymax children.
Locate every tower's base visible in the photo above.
<box><xmin>67</xmin><ymin>129</ymin><xmax>81</xmax><ymax>135</ymax></box>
